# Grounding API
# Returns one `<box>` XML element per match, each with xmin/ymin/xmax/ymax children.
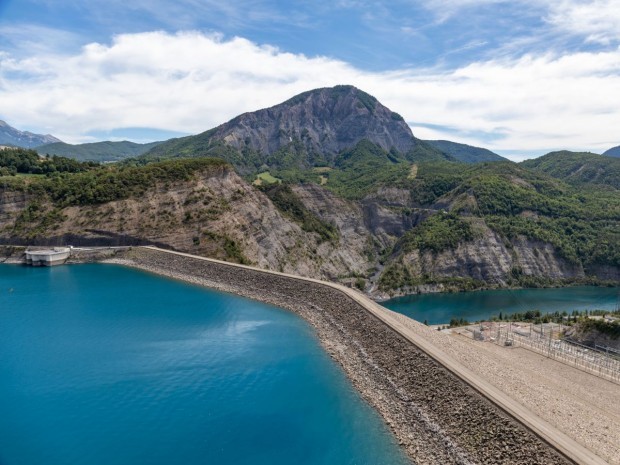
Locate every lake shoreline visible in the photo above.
<box><xmin>384</xmin><ymin>284</ymin><xmax>620</xmax><ymax>326</ymax></box>
<box><xmin>373</xmin><ymin>278</ymin><xmax>619</xmax><ymax>301</ymax></box>
<box><xmin>3</xmin><ymin>244</ymin><xmax>616</xmax><ymax>300</ymax></box>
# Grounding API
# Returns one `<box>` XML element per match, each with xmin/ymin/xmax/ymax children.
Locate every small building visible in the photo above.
<box><xmin>25</xmin><ymin>247</ymin><xmax>71</xmax><ymax>266</ymax></box>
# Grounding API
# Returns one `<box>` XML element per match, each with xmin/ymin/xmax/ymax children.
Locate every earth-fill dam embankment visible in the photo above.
<box><xmin>112</xmin><ymin>246</ymin><xmax>577</xmax><ymax>465</ymax></box>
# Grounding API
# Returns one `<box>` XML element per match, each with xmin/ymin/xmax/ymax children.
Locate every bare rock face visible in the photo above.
<box><xmin>371</xmin><ymin>221</ymin><xmax>590</xmax><ymax>298</ymax></box>
<box><xmin>403</xmin><ymin>230</ymin><xmax>513</xmax><ymax>285</ymax></box>
<box><xmin>291</xmin><ymin>183</ymin><xmax>373</xmax><ymax>277</ymax></box>
<box><xmin>208</xmin><ymin>85</ymin><xmax>417</xmax><ymax>160</ymax></box>
<box><xmin>512</xmin><ymin>238</ymin><xmax>584</xmax><ymax>278</ymax></box>
<box><xmin>0</xmin><ymin>190</ymin><xmax>30</xmax><ymax>224</ymax></box>
<box><xmin>404</xmin><ymin>232</ymin><xmax>583</xmax><ymax>284</ymax></box>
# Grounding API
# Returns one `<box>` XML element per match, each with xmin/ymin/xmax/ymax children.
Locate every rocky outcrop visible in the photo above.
<box><xmin>0</xmin><ymin>245</ymin><xmax>26</xmax><ymax>263</ymax></box>
<box><xmin>370</xmin><ymin>221</ymin><xmax>590</xmax><ymax>298</ymax></box>
<box><xmin>0</xmin><ymin>190</ymin><xmax>30</xmax><ymax>224</ymax></box>
<box><xmin>403</xmin><ymin>230</ymin><xmax>583</xmax><ymax>285</ymax></box>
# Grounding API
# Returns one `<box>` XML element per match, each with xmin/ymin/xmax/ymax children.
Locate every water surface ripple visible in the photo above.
<box><xmin>0</xmin><ymin>264</ymin><xmax>409</xmax><ymax>465</ymax></box>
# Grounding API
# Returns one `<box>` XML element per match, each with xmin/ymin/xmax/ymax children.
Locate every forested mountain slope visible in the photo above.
<box><xmin>37</xmin><ymin>140</ymin><xmax>162</xmax><ymax>162</ymax></box>
<box><xmin>424</xmin><ymin>140</ymin><xmax>506</xmax><ymax>163</ymax></box>
<box><xmin>521</xmin><ymin>151</ymin><xmax>620</xmax><ymax>190</ymax></box>
<box><xmin>1</xmin><ymin>153</ymin><xmax>617</xmax><ymax>297</ymax></box>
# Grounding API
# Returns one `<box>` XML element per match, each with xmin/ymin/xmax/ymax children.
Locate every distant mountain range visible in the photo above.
<box><xmin>0</xmin><ymin>120</ymin><xmax>61</xmax><ymax>148</ymax></box>
<box><xmin>37</xmin><ymin>140</ymin><xmax>163</xmax><ymax>162</ymax></box>
<box><xmin>0</xmin><ymin>119</ymin><xmax>162</xmax><ymax>162</ymax></box>
<box><xmin>603</xmin><ymin>145</ymin><xmax>620</xmax><ymax>158</ymax></box>
<box><xmin>424</xmin><ymin>140</ymin><xmax>506</xmax><ymax>163</ymax></box>
<box><xmin>521</xmin><ymin>151</ymin><xmax>620</xmax><ymax>190</ymax></box>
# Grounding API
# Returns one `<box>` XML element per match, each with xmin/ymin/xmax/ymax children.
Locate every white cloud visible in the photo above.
<box><xmin>0</xmin><ymin>24</ymin><xmax>82</xmax><ymax>55</ymax></box>
<box><xmin>419</xmin><ymin>0</ymin><xmax>531</xmax><ymax>25</ymax></box>
<box><xmin>546</xmin><ymin>0</ymin><xmax>620</xmax><ymax>45</ymax></box>
<box><xmin>1</xmin><ymin>31</ymin><xmax>619</xmax><ymax>158</ymax></box>
<box><xmin>421</xmin><ymin>0</ymin><xmax>620</xmax><ymax>46</ymax></box>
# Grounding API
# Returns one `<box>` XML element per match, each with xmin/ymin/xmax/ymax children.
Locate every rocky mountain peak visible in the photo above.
<box><xmin>210</xmin><ymin>85</ymin><xmax>417</xmax><ymax>156</ymax></box>
<box><xmin>0</xmin><ymin>119</ymin><xmax>62</xmax><ymax>148</ymax></box>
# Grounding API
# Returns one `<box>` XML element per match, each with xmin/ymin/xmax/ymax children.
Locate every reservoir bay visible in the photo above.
<box><xmin>0</xmin><ymin>264</ymin><xmax>409</xmax><ymax>465</ymax></box>
<box><xmin>384</xmin><ymin>286</ymin><xmax>620</xmax><ymax>325</ymax></box>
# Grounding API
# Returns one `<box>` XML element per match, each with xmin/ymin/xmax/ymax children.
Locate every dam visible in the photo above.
<box><xmin>1</xmin><ymin>244</ymin><xmax>614</xmax><ymax>464</ymax></box>
<box><xmin>114</xmin><ymin>246</ymin><xmax>605</xmax><ymax>464</ymax></box>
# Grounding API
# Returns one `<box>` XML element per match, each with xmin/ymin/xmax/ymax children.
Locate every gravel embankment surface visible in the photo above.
<box><xmin>386</xmin><ymin>312</ymin><xmax>620</xmax><ymax>465</ymax></box>
<box><xmin>106</xmin><ymin>248</ymin><xmax>574</xmax><ymax>465</ymax></box>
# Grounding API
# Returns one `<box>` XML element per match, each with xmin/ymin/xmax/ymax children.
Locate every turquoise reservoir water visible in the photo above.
<box><xmin>383</xmin><ymin>286</ymin><xmax>619</xmax><ymax>325</ymax></box>
<box><xmin>0</xmin><ymin>264</ymin><xmax>409</xmax><ymax>465</ymax></box>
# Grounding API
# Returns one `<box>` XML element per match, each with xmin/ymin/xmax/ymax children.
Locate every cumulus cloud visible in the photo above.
<box><xmin>1</xmin><ymin>31</ymin><xmax>619</xmax><ymax>158</ymax></box>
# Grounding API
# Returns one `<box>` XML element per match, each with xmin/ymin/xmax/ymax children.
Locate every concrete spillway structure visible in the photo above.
<box><xmin>25</xmin><ymin>247</ymin><xmax>71</xmax><ymax>266</ymax></box>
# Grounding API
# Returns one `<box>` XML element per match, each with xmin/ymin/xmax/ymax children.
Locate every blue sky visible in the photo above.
<box><xmin>1</xmin><ymin>0</ymin><xmax>619</xmax><ymax>159</ymax></box>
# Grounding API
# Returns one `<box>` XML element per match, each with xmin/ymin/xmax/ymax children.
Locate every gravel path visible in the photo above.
<box><xmin>385</xmin><ymin>310</ymin><xmax>620</xmax><ymax>465</ymax></box>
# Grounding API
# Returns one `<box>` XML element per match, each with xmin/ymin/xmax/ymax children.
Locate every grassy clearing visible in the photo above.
<box><xmin>252</xmin><ymin>171</ymin><xmax>281</xmax><ymax>186</ymax></box>
<box><xmin>408</xmin><ymin>164</ymin><xmax>418</xmax><ymax>179</ymax></box>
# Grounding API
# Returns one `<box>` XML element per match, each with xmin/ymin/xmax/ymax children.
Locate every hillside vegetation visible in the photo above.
<box><xmin>0</xmin><ymin>147</ymin><xmax>98</xmax><ymax>176</ymax></box>
<box><xmin>1</xmin><ymin>157</ymin><xmax>228</xmax><ymax>207</ymax></box>
<box><xmin>351</xmin><ymin>157</ymin><xmax>620</xmax><ymax>291</ymax></box>
<box><xmin>424</xmin><ymin>140</ymin><xmax>506</xmax><ymax>163</ymax></box>
<box><xmin>248</xmin><ymin>141</ymin><xmax>620</xmax><ymax>287</ymax></box>
<box><xmin>37</xmin><ymin>140</ymin><xmax>162</xmax><ymax>162</ymax></box>
<box><xmin>521</xmin><ymin>151</ymin><xmax>620</xmax><ymax>189</ymax></box>
<box><xmin>430</xmin><ymin>162</ymin><xmax>617</xmax><ymax>264</ymax></box>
